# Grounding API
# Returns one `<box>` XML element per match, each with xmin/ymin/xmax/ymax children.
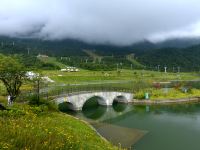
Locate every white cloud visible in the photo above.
<box><xmin>148</xmin><ymin>22</ymin><xmax>200</xmax><ymax>42</ymax></box>
<box><xmin>0</xmin><ymin>0</ymin><xmax>200</xmax><ymax>45</ymax></box>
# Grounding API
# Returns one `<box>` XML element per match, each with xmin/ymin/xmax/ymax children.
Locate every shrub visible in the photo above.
<box><xmin>28</xmin><ymin>94</ymin><xmax>58</xmax><ymax>111</ymax></box>
<box><xmin>134</xmin><ymin>90</ymin><xmax>145</xmax><ymax>99</ymax></box>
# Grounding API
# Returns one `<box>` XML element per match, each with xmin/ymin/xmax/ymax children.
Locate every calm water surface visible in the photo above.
<box><xmin>61</xmin><ymin>100</ymin><xmax>200</xmax><ymax>150</ymax></box>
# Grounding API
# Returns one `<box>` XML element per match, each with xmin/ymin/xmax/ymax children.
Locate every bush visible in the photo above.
<box><xmin>28</xmin><ymin>94</ymin><xmax>40</xmax><ymax>105</ymax></box>
<box><xmin>132</xmin><ymin>80</ymin><xmax>152</xmax><ymax>92</ymax></box>
<box><xmin>134</xmin><ymin>88</ymin><xmax>191</xmax><ymax>100</ymax></box>
<box><xmin>134</xmin><ymin>90</ymin><xmax>145</xmax><ymax>99</ymax></box>
<box><xmin>0</xmin><ymin>104</ymin><xmax>6</xmax><ymax>110</ymax></box>
<box><xmin>28</xmin><ymin>94</ymin><xmax>58</xmax><ymax>111</ymax></box>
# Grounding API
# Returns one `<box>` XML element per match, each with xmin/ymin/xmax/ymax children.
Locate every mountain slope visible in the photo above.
<box><xmin>1</xmin><ymin>36</ymin><xmax>200</xmax><ymax>71</ymax></box>
<box><xmin>138</xmin><ymin>45</ymin><xmax>200</xmax><ymax>71</ymax></box>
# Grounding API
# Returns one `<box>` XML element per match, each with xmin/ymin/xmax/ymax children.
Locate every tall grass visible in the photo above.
<box><xmin>0</xmin><ymin>104</ymin><xmax>117</xmax><ymax>150</ymax></box>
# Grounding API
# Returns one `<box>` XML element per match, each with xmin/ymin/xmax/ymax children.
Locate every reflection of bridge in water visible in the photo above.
<box><xmin>55</xmin><ymin>91</ymin><xmax>133</xmax><ymax>111</ymax></box>
<box><xmin>75</xmin><ymin>104</ymin><xmax>148</xmax><ymax>148</ymax></box>
<box><xmin>78</xmin><ymin>104</ymin><xmax>134</xmax><ymax>122</ymax></box>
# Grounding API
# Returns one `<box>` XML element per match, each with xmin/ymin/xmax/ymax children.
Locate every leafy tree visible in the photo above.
<box><xmin>0</xmin><ymin>54</ymin><xmax>26</xmax><ymax>102</ymax></box>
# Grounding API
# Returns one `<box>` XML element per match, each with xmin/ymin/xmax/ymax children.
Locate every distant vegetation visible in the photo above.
<box><xmin>1</xmin><ymin>36</ymin><xmax>200</xmax><ymax>72</ymax></box>
<box><xmin>59</xmin><ymin>55</ymin><xmax>143</xmax><ymax>71</ymax></box>
<box><xmin>138</xmin><ymin>46</ymin><xmax>200</xmax><ymax>72</ymax></box>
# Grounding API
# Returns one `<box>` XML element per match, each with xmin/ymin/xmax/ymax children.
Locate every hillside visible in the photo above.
<box><xmin>1</xmin><ymin>36</ymin><xmax>200</xmax><ymax>71</ymax></box>
<box><xmin>83</xmin><ymin>49</ymin><xmax>103</xmax><ymax>63</ymax></box>
<box><xmin>138</xmin><ymin>45</ymin><xmax>200</xmax><ymax>72</ymax></box>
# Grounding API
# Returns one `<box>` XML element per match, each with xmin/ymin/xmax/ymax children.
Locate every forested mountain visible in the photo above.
<box><xmin>138</xmin><ymin>45</ymin><xmax>200</xmax><ymax>72</ymax></box>
<box><xmin>0</xmin><ymin>36</ymin><xmax>155</xmax><ymax>56</ymax></box>
<box><xmin>156</xmin><ymin>38</ymin><xmax>200</xmax><ymax>48</ymax></box>
<box><xmin>1</xmin><ymin>36</ymin><xmax>200</xmax><ymax>71</ymax></box>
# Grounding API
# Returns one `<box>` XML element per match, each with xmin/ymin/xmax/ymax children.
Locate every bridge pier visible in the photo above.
<box><xmin>72</xmin><ymin>106</ymin><xmax>83</xmax><ymax>111</ymax></box>
<box><xmin>97</xmin><ymin>99</ymin><xmax>112</xmax><ymax>106</ymax></box>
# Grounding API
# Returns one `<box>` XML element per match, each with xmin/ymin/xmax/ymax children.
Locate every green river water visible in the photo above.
<box><xmin>61</xmin><ymin>100</ymin><xmax>200</xmax><ymax>150</ymax></box>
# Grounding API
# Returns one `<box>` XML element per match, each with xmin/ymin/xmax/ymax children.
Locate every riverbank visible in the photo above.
<box><xmin>0</xmin><ymin>104</ymin><xmax>118</xmax><ymax>150</ymax></box>
<box><xmin>131</xmin><ymin>97</ymin><xmax>200</xmax><ymax>105</ymax></box>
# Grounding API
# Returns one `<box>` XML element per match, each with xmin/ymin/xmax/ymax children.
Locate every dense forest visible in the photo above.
<box><xmin>138</xmin><ymin>45</ymin><xmax>200</xmax><ymax>72</ymax></box>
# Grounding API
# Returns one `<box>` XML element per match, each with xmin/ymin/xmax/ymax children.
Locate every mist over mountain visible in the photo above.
<box><xmin>1</xmin><ymin>0</ymin><xmax>200</xmax><ymax>45</ymax></box>
<box><xmin>155</xmin><ymin>38</ymin><xmax>200</xmax><ymax>48</ymax></box>
<box><xmin>1</xmin><ymin>36</ymin><xmax>200</xmax><ymax>53</ymax></box>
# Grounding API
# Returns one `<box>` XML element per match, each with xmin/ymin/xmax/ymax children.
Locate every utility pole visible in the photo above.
<box><xmin>178</xmin><ymin>66</ymin><xmax>180</xmax><ymax>73</ymax></box>
<box><xmin>157</xmin><ymin>65</ymin><xmax>160</xmax><ymax>72</ymax></box>
<box><xmin>46</xmin><ymin>83</ymin><xmax>48</xmax><ymax>100</ymax></box>
<box><xmin>27</xmin><ymin>48</ymin><xmax>30</xmax><ymax>55</ymax></box>
<box><xmin>164</xmin><ymin>66</ymin><xmax>167</xmax><ymax>73</ymax></box>
<box><xmin>120</xmin><ymin>63</ymin><xmax>123</xmax><ymax>69</ymax></box>
<box><xmin>37</xmin><ymin>79</ymin><xmax>40</xmax><ymax>104</ymax></box>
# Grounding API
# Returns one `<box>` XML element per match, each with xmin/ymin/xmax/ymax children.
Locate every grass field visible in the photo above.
<box><xmin>0</xmin><ymin>104</ymin><xmax>118</xmax><ymax>150</ymax></box>
<box><xmin>41</xmin><ymin>69</ymin><xmax>199</xmax><ymax>84</ymax></box>
<box><xmin>34</xmin><ymin>57</ymin><xmax>200</xmax><ymax>84</ymax></box>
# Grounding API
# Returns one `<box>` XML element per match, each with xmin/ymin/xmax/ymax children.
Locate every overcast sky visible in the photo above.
<box><xmin>1</xmin><ymin>0</ymin><xmax>200</xmax><ymax>45</ymax></box>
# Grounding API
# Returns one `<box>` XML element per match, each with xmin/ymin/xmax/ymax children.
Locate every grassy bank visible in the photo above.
<box><xmin>135</xmin><ymin>88</ymin><xmax>200</xmax><ymax>100</ymax></box>
<box><xmin>0</xmin><ymin>104</ymin><xmax>118</xmax><ymax>150</ymax></box>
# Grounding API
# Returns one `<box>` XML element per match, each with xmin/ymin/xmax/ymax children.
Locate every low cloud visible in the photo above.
<box><xmin>1</xmin><ymin>0</ymin><xmax>200</xmax><ymax>45</ymax></box>
<box><xmin>148</xmin><ymin>22</ymin><xmax>200</xmax><ymax>42</ymax></box>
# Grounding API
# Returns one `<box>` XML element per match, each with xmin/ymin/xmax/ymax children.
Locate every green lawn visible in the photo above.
<box><xmin>41</xmin><ymin>69</ymin><xmax>199</xmax><ymax>84</ymax></box>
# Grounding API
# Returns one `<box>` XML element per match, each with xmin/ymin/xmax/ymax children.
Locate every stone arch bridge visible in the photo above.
<box><xmin>55</xmin><ymin>91</ymin><xmax>133</xmax><ymax>111</ymax></box>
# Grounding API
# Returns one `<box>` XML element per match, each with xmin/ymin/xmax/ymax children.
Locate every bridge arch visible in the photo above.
<box><xmin>58</xmin><ymin>102</ymin><xmax>76</xmax><ymax>112</ymax></box>
<box><xmin>55</xmin><ymin>91</ymin><xmax>133</xmax><ymax>111</ymax></box>
<box><xmin>113</xmin><ymin>95</ymin><xmax>128</xmax><ymax>104</ymax></box>
<box><xmin>82</xmin><ymin>95</ymin><xmax>107</xmax><ymax>110</ymax></box>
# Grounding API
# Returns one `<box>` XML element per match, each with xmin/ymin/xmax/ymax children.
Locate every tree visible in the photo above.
<box><xmin>0</xmin><ymin>54</ymin><xmax>26</xmax><ymax>102</ymax></box>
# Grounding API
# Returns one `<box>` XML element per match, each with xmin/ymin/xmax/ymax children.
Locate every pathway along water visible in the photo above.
<box><xmin>60</xmin><ymin>98</ymin><xmax>200</xmax><ymax>150</ymax></box>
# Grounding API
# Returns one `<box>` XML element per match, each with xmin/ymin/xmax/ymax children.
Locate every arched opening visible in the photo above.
<box><xmin>113</xmin><ymin>95</ymin><xmax>128</xmax><ymax>112</ymax></box>
<box><xmin>58</xmin><ymin>102</ymin><xmax>76</xmax><ymax>114</ymax></box>
<box><xmin>82</xmin><ymin>96</ymin><xmax>107</xmax><ymax>120</ymax></box>
<box><xmin>113</xmin><ymin>95</ymin><xmax>128</xmax><ymax>103</ymax></box>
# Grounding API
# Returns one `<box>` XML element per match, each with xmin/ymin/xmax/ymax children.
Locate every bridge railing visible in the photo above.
<box><xmin>38</xmin><ymin>82</ymin><xmax>134</xmax><ymax>100</ymax></box>
<box><xmin>18</xmin><ymin>80</ymin><xmax>151</xmax><ymax>101</ymax></box>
